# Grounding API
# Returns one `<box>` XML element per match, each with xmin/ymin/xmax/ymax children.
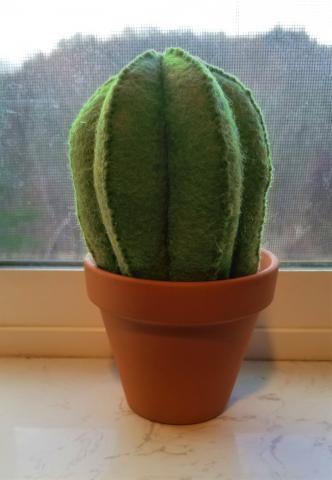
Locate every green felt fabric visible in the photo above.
<box><xmin>94</xmin><ymin>50</ymin><xmax>169</xmax><ymax>279</ymax></box>
<box><xmin>69</xmin><ymin>48</ymin><xmax>272</xmax><ymax>281</ymax></box>
<box><xmin>69</xmin><ymin>77</ymin><xmax>119</xmax><ymax>272</ymax></box>
<box><xmin>163</xmin><ymin>48</ymin><xmax>242</xmax><ymax>280</ymax></box>
<box><xmin>207</xmin><ymin>64</ymin><xmax>272</xmax><ymax>277</ymax></box>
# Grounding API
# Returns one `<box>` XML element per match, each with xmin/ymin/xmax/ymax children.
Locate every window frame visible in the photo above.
<box><xmin>1</xmin><ymin>267</ymin><xmax>331</xmax><ymax>359</ymax></box>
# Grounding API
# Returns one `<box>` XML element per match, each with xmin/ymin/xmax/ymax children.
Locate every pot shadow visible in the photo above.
<box><xmin>225</xmin><ymin>326</ymin><xmax>277</xmax><ymax>410</ymax></box>
<box><xmin>109</xmin><ymin>357</ymin><xmax>121</xmax><ymax>381</ymax></box>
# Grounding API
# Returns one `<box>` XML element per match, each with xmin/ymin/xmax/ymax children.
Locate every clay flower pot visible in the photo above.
<box><xmin>84</xmin><ymin>248</ymin><xmax>279</xmax><ymax>425</ymax></box>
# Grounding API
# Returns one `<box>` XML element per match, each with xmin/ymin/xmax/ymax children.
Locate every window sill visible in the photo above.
<box><xmin>1</xmin><ymin>268</ymin><xmax>331</xmax><ymax>359</ymax></box>
<box><xmin>0</xmin><ymin>358</ymin><xmax>331</xmax><ymax>479</ymax></box>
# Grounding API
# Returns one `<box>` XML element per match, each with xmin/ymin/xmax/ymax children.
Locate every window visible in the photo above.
<box><xmin>1</xmin><ymin>1</ymin><xmax>331</xmax><ymax>359</ymax></box>
<box><xmin>1</xmin><ymin>0</ymin><xmax>331</xmax><ymax>266</ymax></box>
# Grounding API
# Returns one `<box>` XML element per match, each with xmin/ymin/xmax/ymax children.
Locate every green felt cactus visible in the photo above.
<box><xmin>69</xmin><ymin>48</ymin><xmax>272</xmax><ymax>281</ymax></box>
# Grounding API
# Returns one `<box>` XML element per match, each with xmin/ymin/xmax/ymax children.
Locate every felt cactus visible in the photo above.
<box><xmin>69</xmin><ymin>48</ymin><xmax>272</xmax><ymax>281</ymax></box>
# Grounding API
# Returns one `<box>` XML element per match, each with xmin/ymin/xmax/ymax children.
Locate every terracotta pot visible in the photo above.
<box><xmin>84</xmin><ymin>248</ymin><xmax>279</xmax><ymax>425</ymax></box>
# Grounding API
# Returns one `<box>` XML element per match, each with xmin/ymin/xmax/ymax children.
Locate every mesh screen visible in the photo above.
<box><xmin>1</xmin><ymin>24</ymin><xmax>331</xmax><ymax>264</ymax></box>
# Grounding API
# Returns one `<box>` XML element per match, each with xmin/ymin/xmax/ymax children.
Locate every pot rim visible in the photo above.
<box><xmin>84</xmin><ymin>248</ymin><xmax>279</xmax><ymax>287</ymax></box>
<box><xmin>84</xmin><ymin>248</ymin><xmax>279</xmax><ymax>326</ymax></box>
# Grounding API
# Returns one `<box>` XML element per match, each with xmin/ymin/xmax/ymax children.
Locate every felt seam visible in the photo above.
<box><xmin>207</xmin><ymin>63</ymin><xmax>272</xmax><ymax>275</ymax></box>
<box><xmin>165</xmin><ymin>48</ymin><xmax>242</xmax><ymax>279</ymax></box>
<box><xmin>209</xmin><ymin>62</ymin><xmax>273</xmax><ymax>214</ymax></box>
<box><xmin>69</xmin><ymin>76</ymin><xmax>119</xmax><ymax>272</ymax></box>
<box><xmin>159</xmin><ymin>54</ymin><xmax>170</xmax><ymax>279</ymax></box>
<box><xmin>95</xmin><ymin>77</ymin><xmax>132</xmax><ymax>275</ymax></box>
<box><xmin>207</xmin><ymin>63</ymin><xmax>271</xmax><ymax>159</ymax></box>
<box><xmin>96</xmin><ymin>50</ymin><xmax>161</xmax><ymax>277</ymax></box>
<box><xmin>174</xmin><ymin>49</ymin><xmax>241</xmax><ymax>277</ymax></box>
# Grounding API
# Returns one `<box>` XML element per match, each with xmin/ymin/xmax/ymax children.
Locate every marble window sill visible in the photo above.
<box><xmin>0</xmin><ymin>359</ymin><xmax>331</xmax><ymax>479</ymax></box>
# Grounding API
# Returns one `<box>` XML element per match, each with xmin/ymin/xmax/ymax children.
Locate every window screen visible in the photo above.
<box><xmin>1</xmin><ymin>1</ymin><xmax>331</xmax><ymax>265</ymax></box>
